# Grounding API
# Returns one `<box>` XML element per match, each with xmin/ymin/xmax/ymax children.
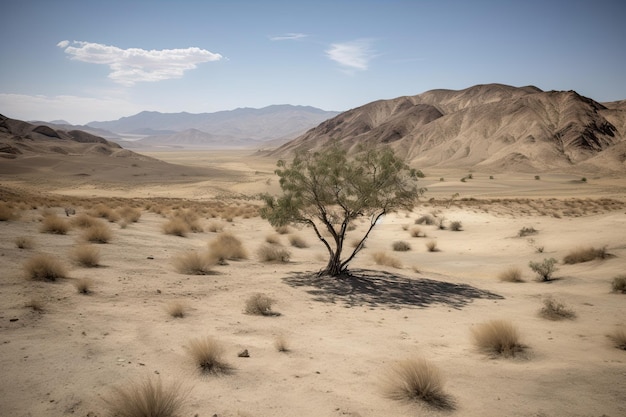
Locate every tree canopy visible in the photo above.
<box><xmin>260</xmin><ymin>144</ymin><xmax>424</xmax><ymax>276</ymax></box>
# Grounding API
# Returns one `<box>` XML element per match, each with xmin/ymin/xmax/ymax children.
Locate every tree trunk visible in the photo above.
<box><xmin>323</xmin><ymin>250</ymin><xmax>345</xmax><ymax>276</ymax></box>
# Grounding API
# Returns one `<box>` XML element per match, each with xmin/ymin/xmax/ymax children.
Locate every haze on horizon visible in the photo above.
<box><xmin>1</xmin><ymin>0</ymin><xmax>625</xmax><ymax>125</ymax></box>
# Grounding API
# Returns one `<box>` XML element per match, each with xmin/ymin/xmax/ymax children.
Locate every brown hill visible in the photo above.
<box><xmin>273</xmin><ymin>84</ymin><xmax>626</xmax><ymax>173</ymax></box>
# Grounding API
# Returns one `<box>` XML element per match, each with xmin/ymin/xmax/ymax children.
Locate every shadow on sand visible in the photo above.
<box><xmin>283</xmin><ymin>269</ymin><xmax>503</xmax><ymax>309</ymax></box>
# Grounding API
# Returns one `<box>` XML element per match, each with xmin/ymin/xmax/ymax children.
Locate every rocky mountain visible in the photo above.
<box><xmin>136</xmin><ymin>128</ymin><xmax>256</xmax><ymax>148</ymax></box>
<box><xmin>87</xmin><ymin>105</ymin><xmax>340</xmax><ymax>146</ymax></box>
<box><xmin>274</xmin><ymin>84</ymin><xmax>626</xmax><ymax>173</ymax></box>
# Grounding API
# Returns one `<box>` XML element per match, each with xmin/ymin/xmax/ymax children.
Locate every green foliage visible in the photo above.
<box><xmin>260</xmin><ymin>144</ymin><xmax>423</xmax><ymax>276</ymax></box>
<box><xmin>528</xmin><ymin>258</ymin><xmax>558</xmax><ymax>281</ymax></box>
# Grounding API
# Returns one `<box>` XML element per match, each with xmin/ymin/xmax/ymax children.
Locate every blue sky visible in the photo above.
<box><xmin>1</xmin><ymin>0</ymin><xmax>625</xmax><ymax>124</ymax></box>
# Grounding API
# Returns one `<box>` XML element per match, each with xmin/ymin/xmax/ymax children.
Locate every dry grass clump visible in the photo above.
<box><xmin>166</xmin><ymin>301</ymin><xmax>188</xmax><ymax>318</ymax></box>
<box><xmin>0</xmin><ymin>202</ymin><xmax>18</xmax><ymax>221</ymax></box>
<box><xmin>562</xmin><ymin>246</ymin><xmax>609</xmax><ymax>264</ymax></box>
<box><xmin>206</xmin><ymin>220</ymin><xmax>225</xmax><ymax>233</ymax></box>
<box><xmin>274</xmin><ymin>335</ymin><xmax>290</xmax><ymax>352</ymax></box>
<box><xmin>173</xmin><ymin>251</ymin><xmax>214</xmax><ymax>275</ymax></box>
<box><xmin>117</xmin><ymin>206</ymin><xmax>142</xmax><ymax>223</ymax></box>
<box><xmin>607</xmin><ymin>328</ymin><xmax>626</xmax><ymax>350</ymax></box>
<box><xmin>23</xmin><ymin>253</ymin><xmax>67</xmax><ymax>281</ymax></box>
<box><xmin>425</xmin><ymin>240</ymin><xmax>439</xmax><ymax>252</ymax></box>
<box><xmin>449</xmin><ymin>220</ymin><xmax>463</xmax><ymax>231</ymax></box>
<box><xmin>265</xmin><ymin>234</ymin><xmax>282</xmax><ymax>245</ymax></box>
<box><xmin>71</xmin><ymin>213</ymin><xmax>100</xmax><ymax>229</ymax></box>
<box><xmin>392</xmin><ymin>241</ymin><xmax>411</xmax><ymax>251</ymax></box>
<box><xmin>172</xmin><ymin>210</ymin><xmax>203</xmax><ymax>232</ymax></box>
<box><xmin>73</xmin><ymin>277</ymin><xmax>94</xmax><ymax>294</ymax></box>
<box><xmin>415</xmin><ymin>215</ymin><xmax>435</xmax><ymax>225</ymax></box>
<box><xmin>275</xmin><ymin>225</ymin><xmax>291</xmax><ymax>234</ymax></box>
<box><xmin>208</xmin><ymin>232</ymin><xmax>248</xmax><ymax>262</ymax></box>
<box><xmin>611</xmin><ymin>275</ymin><xmax>626</xmax><ymax>293</ymax></box>
<box><xmin>498</xmin><ymin>266</ymin><xmax>524</xmax><ymax>283</ymax></box>
<box><xmin>383</xmin><ymin>358</ymin><xmax>454</xmax><ymax>410</ymax></box>
<box><xmin>288</xmin><ymin>234</ymin><xmax>309</xmax><ymax>248</ymax></box>
<box><xmin>187</xmin><ymin>336</ymin><xmax>232</xmax><ymax>374</ymax></box>
<box><xmin>15</xmin><ymin>236</ymin><xmax>35</xmax><ymax>249</ymax></box>
<box><xmin>104</xmin><ymin>376</ymin><xmax>187</xmax><ymax>417</ymax></box>
<box><xmin>245</xmin><ymin>293</ymin><xmax>279</xmax><ymax>316</ymax></box>
<box><xmin>82</xmin><ymin>221</ymin><xmax>112</xmax><ymax>243</ymax></box>
<box><xmin>409</xmin><ymin>226</ymin><xmax>426</xmax><ymax>238</ymax></box>
<box><xmin>471</xmin><ymin>319</ymin><xmax>525</xmax><ymax>357</ymax></box>
<box><xmin>539</xmin><ymin>296</ymin><xmax>576</xmax><ymax>320</ymax></box>
<box><xmin>40</xmin><ymin>214</ymin><xmax>71</xmax><ymax>234</ymax></box>
<box><xmin>71</xmin><ymin>244</ymin><xmax>101</xmax><ymax>267</ymax></box>
<box><xmin>257</xmin><ymin>244</ymin><xmax>291</xmax><ymax>263</ymax></box>
<box><xmin>25</xmin><ymin>296</ymin><xmax>46</xmax><ymax>312</ymax></box>
<box><xmin>518</xmin><ymin>226</ymin><xmax>538</xmax><ymax>237</ymax></box>
<box><xmin>372</xmin><ymin>251</ymin><xmax>403</xmax><ymax>269</ymax></box>
<box><xmin>89</xmin><ymin>204</ymin><xmax>120</xmax><ymax>222</ymax></box>
<box><xmin>162</xmin><ymin>218</ymin><xmax>191</xmax><ymax>237</ymax></box>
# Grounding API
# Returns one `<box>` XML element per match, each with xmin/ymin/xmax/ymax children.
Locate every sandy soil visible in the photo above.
<box><xmin>1</xmin><ymin>150</ymin><xmax>625</xmax><ymax>416</ymax></box>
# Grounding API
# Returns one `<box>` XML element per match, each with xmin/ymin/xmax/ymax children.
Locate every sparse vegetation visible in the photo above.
<box><xmin>162</xmin><ymin>218</ymin><xmax>191</xmax><ymax>237</ymax></box>
<box><xmin>24</xmin><ymin>254</ymin><xmax>67</xmax><ymax>281</ymax></box>
<box><xmin>539</xmin><ymin>296</ymin><xmax>576</xmax><ymax>320</ymax></box>
<box><xmin>449</xmin><ymin>220</ymin><xmax>462</xmax><ymax>231</ymax></box>
<box><xmin>415</xmin><ymin>215</ymin><xmax>435</xmax><ymax>225</ymax></box>
<box><xmin>40</xmin><ymin>214</ymin><xmax>71</xmax><ymax>234</ymax></box>
<box><xmin>425</xmin><ymin>240</ymin><xmax>439</xmax><ymax>252</ymax></box>
<box><xmin>167</xmin><ymin>301</ymin><xmax>188</xmax><ymax>318</ymax></box>
<box><xmin>187</xmin><ymin>336</ymin><xmax>232</xmax><ymax>374</ymax></box>
<box><xmin>265</xmin><ymin>234</ymin><xmax>282</xmax><ymax>245</ymax></box>
<box><xmin>25</xmin><ymin>297</ymin><xmax>46</xmax><ymax>312</ymax></box>
<box><xmin>392</xmin><ymin>240</ymin><xmax>411</xmax><ymax>252</ymax></box>
<box><xmin>288</xmin><ymin>234</ymin><xmax>309</xmax><ymax>248</ymax></box>
<box><xmin>71</xmin><ymin>213</ymin><xmax>100</xmax><ymax>229</ymax></box>
<box><xmin>173</xmin><ymin>251</ymin><xmax>214</xmax><ymax>275</ymax></box>
<box><xmin>498</xmin><ymin>266</ymin><xmax>524</xmax><ymax>283</ymax></box>
<box><xmin>104</xmin><ymin>376</ymin><xmax>187</xmax><ymax>417</ymax></box>
<box><xmin>372</xmin><ymin>251</ymin><xmax>402</xmax><ymax>269</ymax></box>
<box><xmin>518</xmin><ymin>226</ymin><xmax>538</xmax><ymax>237</ymax></box>
<box><xmin>611</xmin><ymin>275</ymin><xmax>626</xmax><ymax>293</ymax></box>
<box><xmin>410</xmin><ymin>226</ymin><xmax>426</xmax><ymax>238</ymax></box>
<box><xmin>15</xmin><ymin>236</ymin><xmax>34</xmax><ymax>249</ymax></box>
<box><xmin>529</xmin><ymin>258</ymin><xmax>558</xmax><ymax>281</ymax></box>
<box><xmin>73</xmin><ymin>277</ymin><xmax>93</xmax><ymax>294</ymax></box>
<box><xmin>117</xmin><ymin>206</ymin><xmax>142</xmax><ymax>223</ymax></box>
<box><xmin>607</xmin><ymin>328</ymin><xmax>626</xmax><ymax>350</ymax></box>
<box><xmin>90</xmin><ymin>203</ymin><xmax>120</xmax><ymax>222</ymax></box>
<box><xmin>206</xmin><ymin>220</ymin><xmax>225</xmax><ymax>233</ymax></box>
<box><xmin>82</xmin><ymin>221</ymin><xmax>112</xmax><ymax>243</ymax></box>
<box><xmin>563</xmin><ymin>246</ymin><xmax>609</xmax><ymax>264</ymax></box>
<box><xmin>257</xmin><ymin>244</ymin><xmax>291</xmax><ymax>263</ymax></box>
<box><xmin>208</xmin><ymin>232</ymin><xmax>248</xmax><ymax>262</ymax></box>
<box><xmin>274</xmin><ymin>335</ymin><xmax>290</xmax><ymax>352</ymax></box>
<box><xmin>245</xmin><ymin>293</ymin><xmax>279</xmax><ymax>316</ymax></box>
<box><xmin>71</xmin><ymin>244</ymin><xmax>101</xmax><ymax>267</ymax></box>
<box><xmin>471</xmin><ymin>319</ymin><xmax>524</xmax><ymax>357</ymax></box>
<box><xmin>0</xmin><ymin>202</ymin><xmax>17</xmax><ymax>221</ymax></box>
<box><xmin>383</xmin><ymin>358</ymin><xmax>454</xmax><ymax>410</ymax></box>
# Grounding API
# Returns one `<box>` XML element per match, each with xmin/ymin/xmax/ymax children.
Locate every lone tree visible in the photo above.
<box><xmin>260</xmin><ymin>144</ymin><xmax>424</xmax><ymax>276</ymax></box>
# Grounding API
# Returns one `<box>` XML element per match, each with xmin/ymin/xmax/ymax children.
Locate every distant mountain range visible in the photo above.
<box><xmin>85</xmin><ymin>105</ymin><xmax>340</xmax><ymax>148</ymax></box>
<box><xmin>273</xmin><ymin>84</ymin><xmax>626</xmax><ymax>173</ymax></box>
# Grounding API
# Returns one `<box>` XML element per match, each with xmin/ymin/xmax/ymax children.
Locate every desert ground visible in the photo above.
<box><xmin>1</xmin><ymin>149</ymin><xmax>625</xmax><ymax>417</ymax></box>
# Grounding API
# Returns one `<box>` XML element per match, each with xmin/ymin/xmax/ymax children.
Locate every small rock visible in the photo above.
<box><xmin>9</xmin><ymin>318</ymin><xmax>18</xmax><ymax>322</ymax></box>
<box><xmin>147</xmin><ymin>256</ymin><xmax>154</xmax><ymax>260</ymax></box>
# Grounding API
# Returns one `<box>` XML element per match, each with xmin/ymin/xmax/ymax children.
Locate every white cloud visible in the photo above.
<box><xmin>326</xmin><ymin>39</ymin><xmax>374</xmax><ymax>72</ymax></box>
<box><xmin>269</xmin><ymin>33</ymin><xmax>307</xmax><ymax>41</ymax></box>
<box><xmin>0</xmin><ymin>93</ymin><xmax>142</xmax><ymax>125</ymax></box>
<box><xmin>57</xmin><ymin>41</ymin><xmax>223</xmax><ymax>86</ymax></box>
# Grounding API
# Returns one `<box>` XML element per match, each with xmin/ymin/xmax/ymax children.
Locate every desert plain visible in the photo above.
<box><xmin>1</xmin><ymin>148</ymin><xmax>625</xmax><ymax>417</ymax></box>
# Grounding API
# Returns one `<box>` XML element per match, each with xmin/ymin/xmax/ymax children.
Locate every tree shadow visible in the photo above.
<box><xmin>283</xmin><ymin>269</ymin><xmax>503</xmax><ymax>309</ymax></box>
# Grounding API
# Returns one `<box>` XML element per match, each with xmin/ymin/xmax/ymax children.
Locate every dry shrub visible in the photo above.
<box><xmin>383</xmin><ymin>358</ymin><xmax>454</xmax><ymax>410</ymax></box>
<box><xmin>372</xmin><ymin>251</ymin><xmax>402</xmax><ymax>269</ymax></box>
<box><xmin>25</xmin><ymin>296</ymin><xmax>46</xmax><ymax>312</ymax></box>
<box><xmin>471</xmin><ymin>319</ymin><xmax>524</xmax><ymax>357</ymax></box>
<box><xmin>425</xmin><ymin>240</ymin><xmax>439</xmax><ymax>252</ymax></box>
<box><xmin>449</xmin><ymin>220</ymin><xmax>463</xmax><ymax>231</ymax></box>
<box><xmin>518</xmin><ymin>226</ymin><xmax>538</xmax><ymax>237</ymax></box>
<box><xmin>257</xmin><ymin>244</ymin><xmax>291</xmax><ymax>263</ymax></box>
<box><xmin>607</xmin><ymin>328</ymin><xmax>626</xmax><ymax>350</ymax></box>
<box><xmin>117</xmin><ymin>206</ymin><xmax>142</xmax><ymax>223</ymax></box>
<box><xmin>167</xmin><ymin>301</ymin><xmax>188</xmax><ymax>318</ymax></box>
<box><xmin>40</xmin><ymin>214</ymin><xmax>70</xmax><ymax>234</ymax></box>
<box><xmin>498</xmin><ymin>266</ymin><xmax>524</xmax><ymax>283</ymax></box>
<box><xmin>245</xmin><ymin>293</ymin><xmax>279</xmax><ymax>316</ymax></box>
<box><xmin>71</xmin><ymin>213</ymin><xmax>100</xmax><ymax>229</ymax></box>
<box><xmin>563</xmin><ymin>246</ymin><xmax>609</xmax><ymax>264</ymax></box>
<box><xmin>611</xmin><ymin>275</ymin><xmax>626</xmax><ymax>293</ymax></box>
<box><xmin>265</xmin><ymin>234</ymin><xmax>282</xmax><ymax>245</ymax></box>
<box><xmin>410</xmin><ymin>226</ymin><xmax>426</xmax><ymax>238</ymax></box>
<box><xmin>288</xmin><ymin>234</ymin><xmax>309</xmax><ymax>248</ymax></box>
<box><xmin>162</xmin><ymin>218</ymin><xmax>190</xmax><ymax>237</ymax></box>
<box><xmin>173</xmin><ymin>210</ymin><xmax>203</xmax><ymax>232</ymax></box>
<box><xmin>206</xmin><ymin>220</ymin><xmax>225</xmax><ymax>233</ymax></box>
<box><xmin>82</xmin><ymin>222</ymin><xmax>112</xmax><ymax>243</ymax></box>
<box><xmin>208</xmin><ymin>232</ymin><xmax>248</xmax><ymax>262</ymax></box>
<box><xmin>104</xmin><ymin>376</ymin><xmax>187</xmax><ymax>417</ymax></box>
<box><xmin>24</xmin><ymin>253</ymin><xmax>67</xmax><ymax>281</ymax></box>
<box><xmin>90</xmin><ymin>204</ymin><xmax>120</xmax><ymax>222</ymax></box>
<box><xmin>528</xmin><ymin>258</ymin><xmax>558</xmax><ymax>281</ymax></box>
<box><xmin>187</xmin><ymin>336</ymin><xmax>232</xmax><ymax>374</ymax></box>
<box><xmin>415</xmin><ymin>215</ymin><xmax>435</xmax><ymax>225</ymax></box>
<box><xmin>173</xmin><ymin>251</ymin><xmax>214</xmax><ymax>275</ymax></box>
<box><xmin>15</xmin><ymin>236</ymin><xmax>34</xmax><ymax>249</ymax></box>
<box><xmin>71</xmin><ymin>244</ymin><xmax>101</xmax><ymax>267</ymax></box>
<box><xmin>539</xmin><ymin>296</ymin><xmax>575</xmax><ymax>320</ymax></box>
<box><xmin>274</xmin><ymin>335</ymin><xmax>290</xmax><ymax>352</ymax></box>
<box><xmin>74</xmin><ymin>277</ymin><xmax>93</xmax><ymax>294</ymax></box>
<box><xmin>275</xmin><ymin>225</ymin><xmax>291</xmax><ymax>234</ymax></box>
<box><xmin>0</xmin><ymin>202</ymin><xmax>17</xmax><ymax>221</ymax></box>
<box><xmin>392</xmin><ymin>241</ymin><xmax>411</xmax><ymax>252</ymax></box>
